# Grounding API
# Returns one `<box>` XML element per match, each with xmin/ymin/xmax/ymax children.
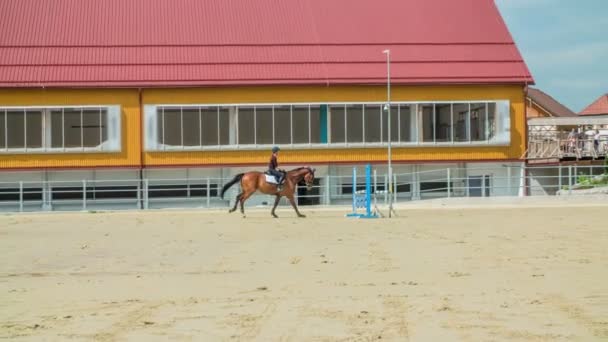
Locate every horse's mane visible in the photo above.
<box><xmin>288</xmin><ymin>166</ymin><xmax>313</xmax><ymax>173</ymax></box>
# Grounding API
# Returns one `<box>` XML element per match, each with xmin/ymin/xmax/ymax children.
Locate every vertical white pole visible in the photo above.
<box><xmin>19</xmin><ymin>181</ymin><xmax>23</xmax><ymax>212</ymax></box>
<box><xmin>325</xmin><ymin>175</ymin><xmax>331</xmax><ymax>205</ymax></box>
<box><xmin>507</xmin><ymin>165</ymin><xmax>512</xmax><ymax>196</ymax></box>
<box><xmin>558</xmin><ymin>165</ymin><xmax>562</xmax><ymax>194</ymax></box>
<box><xmin>206</xmin><ymin>178</ymin><xmax>211</xmax><ymax>208</ymax></box>
<box><xmin>82</xmin><ymin>179</ymin><xmax>87</xmax><ymax>210</ymax></box>
<box><xmin>384</xmin><ymin>49</ymin><xmax>393</xmax><ymax>217</ymax></box>
<box><xmin>136</xmin><ymin>180</ymin><xmax>141</xmax><ymax>209</ymax></box>
<box><xmin>144</xmin><ymin>179</ymin><xmax>149</xmax><ymax>209</ymax></box>
<box><xmin>568</xmin><ymin>165</ymin><xmax>572</xmax><ymax>195</ymax></box>
<box><xmin>393</xmin><ymin>174</ymin><xmax>397</xmax><ymax>203</ymax></box>
<box><xmin>447</xmin><ymin>168</ymin><xmax>451</xmax><ymax>198</ymax></box>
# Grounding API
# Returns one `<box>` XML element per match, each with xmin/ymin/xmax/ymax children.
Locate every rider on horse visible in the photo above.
<box><xmin>268</xmin><ymin>146</ymin><xmax>285</xmax><ymax>191</ymax></box>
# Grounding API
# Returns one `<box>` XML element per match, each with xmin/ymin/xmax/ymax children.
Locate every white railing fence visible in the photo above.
<box><xmin>0</xmin><ymin>164</ymin><xmax>607</xmax><ymax>212</ymax></box>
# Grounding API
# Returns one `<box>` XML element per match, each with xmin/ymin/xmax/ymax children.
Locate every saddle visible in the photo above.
<box><xmin>264</xmin><ymin>171</ymin><xmax>284</xmax><ymax>185</ymax></box>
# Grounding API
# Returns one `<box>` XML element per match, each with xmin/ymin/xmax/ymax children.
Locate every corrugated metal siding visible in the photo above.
<box><xmin>0</xmin><ymin>89</ymin><xmax>141</xmax><ymax>169</ymax></box>
<box><xmin>142</xmin><ymin>84</ymin><xmax>526</xmax><ymax>166</ymax></box>
<box><xmin>0</xmin><ymin>0</ymin><xmax>533</xmax><ymax>87</ymax></box>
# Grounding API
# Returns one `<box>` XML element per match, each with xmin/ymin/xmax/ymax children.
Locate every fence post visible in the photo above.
<box><xmin>324</xmin><ymin>175</ymin><xmax>330</xmax><ymax>205</ymax></box>
<box><xmin>568</xmin><ymin>165</ymin><xmax>572</xmax><ymax>195</ymax></box>
<box><xmin>351</xmin><ymin>168</ymin><xmax>357</xmax><ymax>213</ymax></box>
<box><xmin>206</xmin><ymin>178</ymin><xmax>211</xmax><ymax>208</ymax></box>
<box><xmin>383</xmin><ymin>174</ymin><xmax>388</xmax><ymax>204</ymax></box>
<box><xmin>447</xmin><ymin>168</ymin><xmax>451</xmax><ymax>198</ymax></box>
<box><xmin>82</xmin><ymin>180</ymin><xmax>87</xmax><ymax>210</ymax></box>
<box><xmin>507</xmin><ymin>166</ymin><xmax>512</xmax><ymax>196</ymax></box>
<box><xmin>558</xmin><ymin>165</ymin><xmax>562</xmax><ymax>193</ymax></box>
<box><xmin>144</xmin><ymin>179</ymin><xmax>149</xmax><ymax>209</ymax></box>
<box><xmin>393</xmin><ymin>174</ymin><xmax>397</xmax><ymax>203</ymax></box>
<box><xmin>136</xmin><ymin>181</ymin><xmax>141</xmax><ymax>209</ymax></box>
<box><xmin>19</xmin><ymin>181</ymin><xmax>23</xmax><ymax>212</ymax></box>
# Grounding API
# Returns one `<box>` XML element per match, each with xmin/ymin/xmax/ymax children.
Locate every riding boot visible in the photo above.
<box><xmin>277</xmin><ymin>175</ymin><xmax>284</xmax><ymax>191</ymax></box>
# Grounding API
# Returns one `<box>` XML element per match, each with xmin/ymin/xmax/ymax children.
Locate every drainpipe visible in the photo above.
<box><xmin>138</xmin><ymin>88</ymin><xmax>144</xmax><ymax>209</ymax></box>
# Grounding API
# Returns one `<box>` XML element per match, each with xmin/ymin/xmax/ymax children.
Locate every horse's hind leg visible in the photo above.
<box><xmin>239</xmin><ymin>191</ymin><xmax>253</xmax><ymax>218</ymax></box>
<box><xmin>229</xmin><ymin>193</ymin><xmax>242</xmax><ymax>213</ymax></box>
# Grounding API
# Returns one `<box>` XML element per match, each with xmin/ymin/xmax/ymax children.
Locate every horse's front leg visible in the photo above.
<box><xmin>286</xmin><ymin>194</ymin><xmax>305</xmax><ymax>218</ymax></box>
<box><xmin>271</xmin><ymin>195</ymin><xmax>281</xmax><ymax>218</ymax></box>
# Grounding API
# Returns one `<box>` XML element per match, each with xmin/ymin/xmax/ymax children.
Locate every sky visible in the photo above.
<box><xmin>495</xmin><ymin>0</ymin><xmax>608</xmax><ymax>112</ymax></box>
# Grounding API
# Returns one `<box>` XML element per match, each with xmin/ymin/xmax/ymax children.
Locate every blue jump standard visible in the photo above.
<box><xmin>346</xmin><ymin>164</ymin><xmax>378</xmax><ymax>219</ymax></box>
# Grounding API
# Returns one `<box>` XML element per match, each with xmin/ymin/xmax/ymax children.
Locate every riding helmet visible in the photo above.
<box><xmin>272</xmin><ymin>146</ymin><xmax>280</xmax><ymax>153</ymax></box>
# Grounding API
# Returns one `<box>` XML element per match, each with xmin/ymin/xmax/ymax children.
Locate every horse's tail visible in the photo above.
<box><xmin>220</xmin><ymin>173</ymin><xmax>244</xmax><ymax>199</ymax></box>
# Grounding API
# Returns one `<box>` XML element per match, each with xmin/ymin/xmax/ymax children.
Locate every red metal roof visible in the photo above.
<box><xmin>579</xmin><ymin>94</ymin><xmax>608</xmax><ymax>116</ymax></box>
<box><xmin>0</xmin><ymin>0</ymin><xmax>534</xmax><ymax>88</ymax></box>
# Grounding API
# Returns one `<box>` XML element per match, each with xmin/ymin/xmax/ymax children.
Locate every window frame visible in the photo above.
<box><xmin>0</xmin><ymin>105</ymin><xmax>121</xmax><ymax>154</ymax></box>
<box><xmin>145</xmin><ymin>100</ymin><xmax>511</xmax><ymax>151</ymax></box>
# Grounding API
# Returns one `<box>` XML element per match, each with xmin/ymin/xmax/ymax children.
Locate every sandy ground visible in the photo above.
<box><xmin>1</xmin><ymin>201</ymin><xmax>607</xmax><ymax>341</ymax></box>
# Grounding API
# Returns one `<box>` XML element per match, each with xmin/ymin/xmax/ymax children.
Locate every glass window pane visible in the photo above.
<box><xmin>364</xmin><ymin>104</ymin><xmax>381</xmax><ymax>143</ymax></box>
<box><xmin>470</xmin><ymin>102</ymin><xmax>487</xmax><ymax>142</ymax></box>
<box><xmin>63</xmin><ymin>108</ymin><xmax>81</xmax><ymax>148</ymax></box>
<box><xmin>237</xmin><ymin>107</ymin><xmax>255</xmax><ymax>145</ymax></box>
<box><xmin>100</xmin><ymin>109</ymin><xmax>108</xmax><ymax>144</ymax></box>
<box><xmin>50</xmin><ymin>109</ymin><xmax>63</xmax><ymax>148</ymax></box>
<box><xmin>435</xmin><ymin>104</ymin><xmax>452</xmax><ymax>142</ymax></box>
<box><xmin>292</xmin><ymin>106</ymin><xmax>309</xmax><ymax>144</ymax></box>
<box><xmin>420</xmin><ymin>104</ymin><xmax>434</xmax><ymax>143</ymax></box>
<box><xmin>25</xmin><ymin>110</ymin><xmax>43</xmax><ymax>148</ymax></box>
<box><xmin>219</xmin><ymin>107</ymin><xmax>230</xmax><ymax>145</ymax></box>
<box><xmin>453</xmin><ymin>103</ymin><xmax>470</xmax><ymax>142</ymax></box>
<box><xmin>346</xmin><ymin>104</ymin><xmax>363</xmax><ymax>143</ymax></box>
<box><xmin>274</xmin><ymin>106</ymin><xmax>291</xmax><ymax>144</ymax></box>
<box><xmin>0</xmin><ymin>111</ymin><xmax>5</xmax><ymax>149</ymax></box>
<box><xmin>162</xmin><ymin>107</ymin><xmax>182</xmax><ymax>147</ymax></box>
<box><xmin>182</xmin><ymin>108</ymin><xmax>200</xmax><ymax>146</ymax></box>
<box><xmin>487</xmin><ymin>103</ymin><xmax>497</xmax><ymax>141</ymax></box>
<box><xmin>385</xmin><ymin>105</ymin><xmax>399</xmax><ymax>143</ymax></box>
<box><xmin>255</xmin><ymin>106</ymin><xmax>273</xmax><ymax>145</ymax></box>
<box><xmin>6</xmin><ymin>110</ymin><xmax>24</xmax><ymax>148</ymax></box>
<box><xmin>399</xmin><ymin>104</ymin><xmax>414</xmax><ymax>142</ymax></box>
<box><xmin>82</xmin><ymin>109</ymin><xmax>101</xmax><ymax>148</ymax></box>
<box><xmin>310</xmin><ymin>105</ymin><xmax>321</xmax><ymax>143</ymax></box>
<box><xmin>201</xmin><ymin>108</ymin><xmax>218</xmax><ymax>146</ymax></box>
<box><xmin>330</xmin><ymin>105</ymin><xmax>345</xmax><ymax>144</ymax></box>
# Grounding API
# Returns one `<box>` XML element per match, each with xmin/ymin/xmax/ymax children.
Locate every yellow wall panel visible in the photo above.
<box><xmin>0</xmin><ymin>89</ymin><xmax>141</xmax><ymax>169</ymax></box>
<box><xmin>143</xmin><ymin>85</ymin><xmax>526</xmax><ymax>166</ymax></box>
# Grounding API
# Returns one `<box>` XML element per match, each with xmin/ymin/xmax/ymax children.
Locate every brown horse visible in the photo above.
<box><xmin>220</xmin><ymin>167</ymin><xmax>316</xmax><ymax>218</ymax></box>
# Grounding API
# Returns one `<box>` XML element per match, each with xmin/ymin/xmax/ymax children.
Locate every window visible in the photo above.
<box><xmin>470</xmin><ymin>103</ymin><xmax>487</xmax><ymax>142</ymax></box>
<box><xmin>420</xmin><ymin>104</ymin><xmax>434</xmax><ymax>143</ymax></box>
<box><xmin>201</xmin><ymin>108</ymin><xmax>218</xmax><ymax>146</ymax></box>
<box><xmin>143</xmin><ymin>101</ymin><xmax>510</xmax><ymax>150</ymax></box>
<box><xmin>453</xmin><ymin>103</ymin><xmax>470</xmax><ymax>142</ymax></box>
<box><xmin>182</xmin><ymin>108</ymin><xmax>201</xmax><ymax>146</ymax></box>
<box><xmin>292</xmin><ymin>106</ymin><xmax>309</xmax><ymax>144</ymax></box>
<box><xmin>346</xmin><ymin>104</ymin><xmax>363</xmax><ymax>143</ymax></box>
<box><xmin>0</xmin><ymin>106</ymin><xmax>120</xmax><ymax>153</ymax></box>
<box><xmin>435</xmin><ymin>104</ymin><xmax>452</xmax><ymax>142</ymax></box>
<box><xmin>330</xmin><ymin>105</ymin><xmax>345</xmax><ymax>144</ymax></box>
<box><xmin>399</xmin><ymin>104</ymin><xmax>414</xmax><ymax>142</ymax></box>
<box><xmin>274</xmin><ymin>106</ymin><xmax>291</xmax><ymax>144</ymax></box>
<box><xmin>255</xmin><ymin>106</ymin><xmax>273</xmax><ymax>145</ymax></box>
<box><xmin>364</xmin><ymin>104</ymin><xmax>381</xmax><ymax>143</ymax></box>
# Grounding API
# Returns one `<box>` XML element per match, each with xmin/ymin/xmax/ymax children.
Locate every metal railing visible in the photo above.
<box><xmin>527</xmin><ymin>134</ymin><xmax>607</xmax><ymax>160</ymax></box>
<box><xmin>0</xmin><ymin>164</ymin><xmax>607</xmax><ymax>212</ymax></box>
